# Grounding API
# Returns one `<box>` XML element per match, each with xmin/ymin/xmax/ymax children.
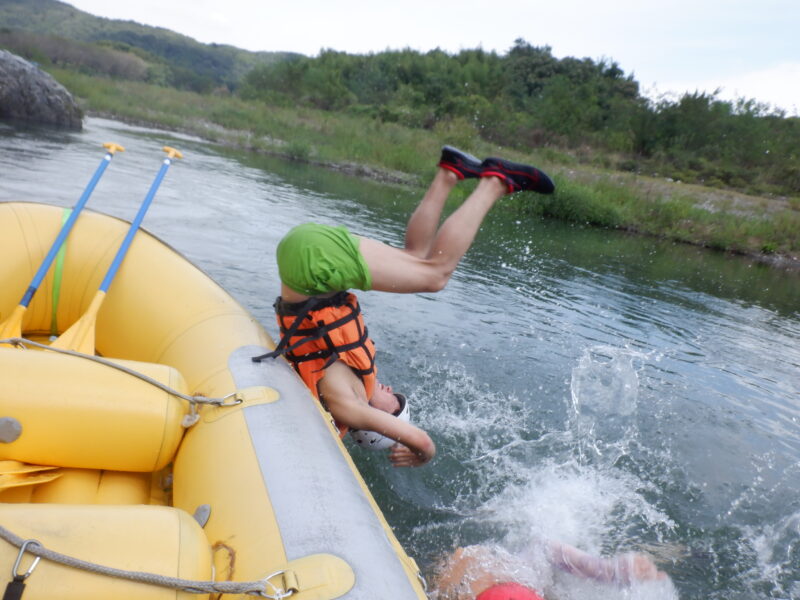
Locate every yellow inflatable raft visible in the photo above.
<box><xmin>0</xmin><ymin>201</ymin><xmax>427</xmax><ymax>600</ymax></box>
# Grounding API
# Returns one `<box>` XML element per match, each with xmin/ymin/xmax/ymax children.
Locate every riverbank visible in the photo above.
<box><xmin>54</xmin><ymin>69</ymin><xmax>799</xmax><ymax>272</ymax></box>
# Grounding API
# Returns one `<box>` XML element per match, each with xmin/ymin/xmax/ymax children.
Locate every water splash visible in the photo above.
<box><xmin>750</xmin><ymin>510</ymin><xmax>800</xmax><ymax>598</ymax></box>
<box><xmin>421</xmin><ymin>455</ymin><xmax>679</xmax><ymax>600</ymax></box>
<box><xmin>399</xmin><ymin>357</ymin><xmax>679</xmax><ymax>599</ymax></box>
<box><xmin>570</xmin><ymin>345</ymin><xmax>642</xmax><ymax>417</ymax></box>
<box><xmin>569</xmin><ymin>345</ymin><xmax>648</xmax><ymax>464</ymax></box>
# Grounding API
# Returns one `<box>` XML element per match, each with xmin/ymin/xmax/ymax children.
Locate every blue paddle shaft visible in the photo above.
<box><xmin>19</xmin><ymin>152</ymin><xmax>115</xmax><ymax>307</ymax></box>
<box><xmin>99</xmin><ymin>157</ymin><xmax>174</xmax><ymax>293</ymax></box>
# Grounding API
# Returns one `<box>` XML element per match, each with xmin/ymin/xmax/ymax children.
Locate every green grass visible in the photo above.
<box><xmin>55</xmin><ymin>69</ymin><xmax>800</xmax><ymax>263</ymax></box>
<box><xmin>518</xmin><ymin>175</ymin><xmax>800</xmax><ymax>255</ymax></box>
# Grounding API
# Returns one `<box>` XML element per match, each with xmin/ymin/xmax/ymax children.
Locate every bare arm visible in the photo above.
<box><xmin>547</xmin><ymin>541</ymin><xmax>667</xmax><ymax>584</ymax></box>
<box><xmin>318</xmin><ymin>362</ymin><xmax>436</xmax><ymax>466</ymax></box>
<box><xmin>353</xmin><ymin>404</ymin><xmax>436</xmax><ymax>466</ymax></box>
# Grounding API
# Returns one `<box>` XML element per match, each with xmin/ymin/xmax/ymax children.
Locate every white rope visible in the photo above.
<box><xmin>0</xmin><ymin>338</ymin><xmax>242</xmax><ymax>409</ymax></box>
<box><xmin>0</xmin><ymin>524</ymin><xmax>293</xmax><ymax>598</ymax></box>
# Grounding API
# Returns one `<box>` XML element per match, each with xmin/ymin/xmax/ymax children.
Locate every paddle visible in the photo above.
<box><xmin>0</xmin><ymin>142</ymin><xmax>125</xmax><ymax>343</ymax></box>
<box><xmin>51</xmin><ymin>146</ymin><xmax>183</xmax><ymax>355</ymax></box>
<box><xmin>0</xmin><ymin>461</ymin><xmax>61</xmax><ymax>492</ymax></box>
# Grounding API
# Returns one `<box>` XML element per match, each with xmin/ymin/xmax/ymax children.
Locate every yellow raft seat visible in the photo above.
<box><xmin>0</xmin><ymin>504</ymin><xmax>212</xmax><ymax>600</ymax></box>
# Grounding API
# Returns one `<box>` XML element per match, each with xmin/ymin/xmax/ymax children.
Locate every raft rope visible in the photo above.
<box><xmin>0</xmin><ymin>525</ymin><xmax>295</xmax><ymax>598</ymax></box>
<box><xmin>0</xmin><ymin>338</ymin><xmax>242</xmax><ymax>427</ymax></box>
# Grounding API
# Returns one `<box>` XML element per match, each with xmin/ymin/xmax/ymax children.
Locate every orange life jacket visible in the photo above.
<box><xmin>252</xmin><ymin>292</ymin><xmax>377</xmax><ymax>411</ymax></box>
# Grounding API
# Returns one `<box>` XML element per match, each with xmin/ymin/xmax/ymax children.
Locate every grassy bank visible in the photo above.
<box><xmin>56</xmin><ymin>69</ymin><xmax>800</xmax><ymax>269</ymax></box>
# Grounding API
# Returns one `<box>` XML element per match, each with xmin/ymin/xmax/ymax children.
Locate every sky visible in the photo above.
<box><xmin>65</xmin><ymin>0</ymin><xmax>799</xmax><ymax>115</ymax></box>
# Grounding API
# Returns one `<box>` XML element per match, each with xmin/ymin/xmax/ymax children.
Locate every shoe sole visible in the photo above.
<box><xmin>439</xmin><ymin>145</ymin><xmax>482</xmax><ymax>179</ymax></box>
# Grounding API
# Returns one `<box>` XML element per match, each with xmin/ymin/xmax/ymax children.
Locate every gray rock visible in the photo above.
<box><xmin>0</xmin><ymin>49</ymin><xmax>82</xmax><ymax>130</ymax></box>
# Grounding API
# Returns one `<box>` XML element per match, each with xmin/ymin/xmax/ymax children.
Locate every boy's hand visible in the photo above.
<box><xmin>389</xmin><ymin>442</ymin><xmax>435</xmax><ymax>467</ymax></box>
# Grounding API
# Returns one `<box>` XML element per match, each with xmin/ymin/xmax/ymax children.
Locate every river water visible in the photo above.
<box><xmin>1</xmin><ymin>117</ymin><xmax>798</xmax><ymax>599</ymax></box>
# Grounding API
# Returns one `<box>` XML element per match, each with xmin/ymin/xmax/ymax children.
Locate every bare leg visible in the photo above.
<box><xmin>404</xmin><ymin>169</ymin><xmax>459</xmax><ymax>257</ymax></box>
<box><xmin>280</xmin><ymin>168</ymin><xmax>463</xmax><ymax>303</ymax></box>
<box><xmin>359</xmin><ymin>175</ymin><xmax>506</xmax><ymax>293</ymax></box>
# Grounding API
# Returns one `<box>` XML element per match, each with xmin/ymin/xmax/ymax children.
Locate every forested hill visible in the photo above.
<box><xmin>239</xmin><ymin>43</ymin><xmax>799</xmax><ymax>197</ymax></box>
<box><xmin>0</xmin><ymin>0</ymin><xmax>296</xmax><ymax>91</ymax></box>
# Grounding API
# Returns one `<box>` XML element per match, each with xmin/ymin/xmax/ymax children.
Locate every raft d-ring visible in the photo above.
<box><xmin>417</xmin><ymin>571</ymin><xmax>428</xmax><ymax>591</ymax></box>
<box><xmin>181</xmin><ymin>402</ymin><xmax>201</xmax><ymax>428</ymax></box>
<box><xmin>257</xmin><ymin>570</ymin><xmax>295</xmax><ymax>599</ymax></box>
<box><xmin>220</xmin><ymin>392</ymin><xmax>245</xmax><ymax>406</ymax></box>
<box><xmin>12</xmin><ymin>539</ymin><xmax>41</xmax><ymax>580</ymax></box>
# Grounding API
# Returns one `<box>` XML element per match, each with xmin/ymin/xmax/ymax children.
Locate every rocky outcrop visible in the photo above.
<box><xmin>0</xmin><ymin>50</ymin><xmax>82</xmax><ymax>130</ymax></box>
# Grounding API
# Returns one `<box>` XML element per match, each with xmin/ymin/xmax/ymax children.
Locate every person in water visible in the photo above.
<box><xmin>432</xmin><ymin>540</ymin><xmax>669</xmax><ymax>599</ymax></box>
<box><xmin>254</xmin><ymin>146</ymin><xmax>555</xmax><ymax>467</ymax></box>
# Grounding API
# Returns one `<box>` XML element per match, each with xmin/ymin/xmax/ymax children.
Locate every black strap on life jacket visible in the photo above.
<box><xmin>251</xmin><ymin>292</ymin><xmax>374</xmax><ymax>377</ymax></box>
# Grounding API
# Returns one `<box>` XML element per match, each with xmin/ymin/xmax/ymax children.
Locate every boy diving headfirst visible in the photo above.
<box><xmin>254</xmin><ymin>146</ymin><xmax>555</xmax><ymax>467</ymax></box>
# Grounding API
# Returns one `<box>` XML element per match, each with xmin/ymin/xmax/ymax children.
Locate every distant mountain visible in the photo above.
<box><xmin>0</xmin><ymin>0</ymin><xmax>299</xmax><ymax>90</ymax></box>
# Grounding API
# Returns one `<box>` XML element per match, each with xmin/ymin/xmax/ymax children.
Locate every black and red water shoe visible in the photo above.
<box><xmin>480</xmin><ymin>157</ymin><xmax>555</xmax><ymax>194</ymax></box>
<box><xmin>438</xmin><ymin>145</ymin><xmax>483</xmax><ymax>179</ymax></box>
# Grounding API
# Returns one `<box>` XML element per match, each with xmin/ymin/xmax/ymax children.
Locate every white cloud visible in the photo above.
<box><xmin>64</xmin><ymin>0</ymin><xmax>800</xmax><ymax>116</ymax></box>
<box><xmin>721</xmin><ymin>63</ymin><xmax>800</xmax><ymax>115</ymax></box>
<box><xmin>648</xmin><ymin>62</ymin><xmax>800</xmax><ymax>115</ymax></box>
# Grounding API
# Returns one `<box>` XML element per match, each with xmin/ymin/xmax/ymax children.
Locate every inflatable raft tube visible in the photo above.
<box><xmin>0</xmin><ymin>201</ymin><xmax>426</xmax><ymax>600</ymax></box>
